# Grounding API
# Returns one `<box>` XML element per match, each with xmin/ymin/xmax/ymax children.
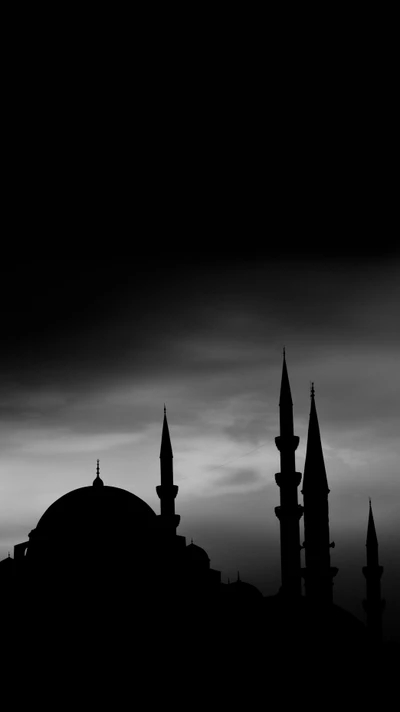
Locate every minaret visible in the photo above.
<box><xmin>362</xmin><ymin>500</ymin><xmax>384</xmax><ymax>645</ymax></box>
<box><xmin>302</xmin><ymin>383</ymin><xmax>337</xmax><ymax>605</ymax></box>
<box><xmin>156</xmin><ymin>406</ymin><xmax>180</xmax><ymax>534</ymax></box>
<box><xmin>274</xmin><ymin>350</ymin><xmax>303</xmax><ymax>598</ymax></box>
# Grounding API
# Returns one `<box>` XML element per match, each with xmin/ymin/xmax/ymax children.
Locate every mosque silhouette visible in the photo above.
<box><xmin>0</xmin><ymin>353</ymin><xmax>391</xmax><ymax>696</ymax></box>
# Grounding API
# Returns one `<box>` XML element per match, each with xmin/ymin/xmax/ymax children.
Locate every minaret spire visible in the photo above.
<box><xmin>274</xmin><ymin>350</ymin><xmax>303</xmax><ymax>598</ymax></box>
<box><xmin>302</xmin><ymin>383</ymin><xmax>337</xmax><ymax>605</ymax></box>
<box><xmin>363</xmin><ymin>500</ymin><xmax>384</xmax><ymax>645</ymax></box>
<box><xmin>279</xmin><ymin>348</ymin><xmax>294</xmax><ymax>436</ymax></box>
<box><xmin>156</xmin><ymin>406</ymin><xmax>180</xmax><ymax>534</ymax></box>
<box><xmin>302</xmin><ymin>383</ymin><xmax>329</xmax><ymax>495</ymax></box>
<box><xmin>366</xmin><ymin>498</ymin><xmax>379</xmax><ymax>563</ymax></box>
<box><xmin>160</xmin><ymin>405</ymin><xmax>173</xmax><ymax>462</ymax></box>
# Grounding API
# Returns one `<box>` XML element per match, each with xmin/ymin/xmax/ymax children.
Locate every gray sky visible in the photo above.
<box><xmin>0</xmin><ymin>254</ymin><xmax>399</xmax><ymax>639</ymax></box>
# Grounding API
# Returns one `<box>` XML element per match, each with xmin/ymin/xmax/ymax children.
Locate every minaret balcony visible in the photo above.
<box><xmin>275</xmin><ymin>504</ymin><xmax>304</xmax><ymax>521</ymax></box>
<box><xmin>362</xmin><ymin>565</ymin><xmax>384</xmax><ymax>580</ymax></box>
<box><xmin>275</xmin><ymin>435</ymin><xmax>300</xmax><ymax>452</ymax></box>
<box><xmin>156</xmin><ymin>484</ymin><xmax>179</xmax><ymax>500</ymax></box>
<box><xmin>275</xmin><ymin>471</ymin><xmax>302</xmax><ymax>488</ymax></box>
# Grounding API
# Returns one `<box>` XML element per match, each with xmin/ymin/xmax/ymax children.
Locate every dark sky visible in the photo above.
<box><xmin>1</xmin><ymin>254</ymin><xmax>399</xmax><ymax>648</ymax></box>
<box><xmin>1</xmin><ymin>248</ymin><xmax>398</xmax><ymax>386</ymax></box>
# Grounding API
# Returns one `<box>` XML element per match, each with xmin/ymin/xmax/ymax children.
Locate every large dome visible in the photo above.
<box><xmin>34</xmin><ymin>484</ymin><xmax>157</xmax><ymax>540</ymax></box>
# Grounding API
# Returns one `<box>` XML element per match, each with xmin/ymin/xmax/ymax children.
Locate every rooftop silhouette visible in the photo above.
<box><xmin>0</xmin><ymin>354</ymin><xmax>397</xmax><ymax>699</ymax></box>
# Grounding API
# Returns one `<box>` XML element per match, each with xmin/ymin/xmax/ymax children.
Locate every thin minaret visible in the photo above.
<box><xmin>156</xmin><ymin>406</ymin><xmax>180</xmax><ymax>534</ymax></box>
<box><xmin>362</xmin><ymin>500</ymin><xmax>385</xmax><ymax>645</ymax></box>
<box><xmin>274</xmin><ymin>350</ymin><xmax>303</xmax><ymax>598</ymax></box>
<box><xmin>302</xmin><ymin>383</ymin><xmax>337</xmax><ymax>605</ymax></box>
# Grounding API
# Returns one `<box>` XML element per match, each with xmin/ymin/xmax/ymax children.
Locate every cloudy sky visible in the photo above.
<box><xmin>0</xmin><ymin>252</ymin><xmax>399</xmax><ymax>640</ymax></box>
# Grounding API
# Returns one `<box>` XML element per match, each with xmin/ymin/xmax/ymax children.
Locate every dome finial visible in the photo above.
<box><xmin>93</xmin><ymin>459</ymin><xmax>104</xmax><ymax>487</ymax></box>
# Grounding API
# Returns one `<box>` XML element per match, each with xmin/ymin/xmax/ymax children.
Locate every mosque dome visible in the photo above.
<box><xmin>33</xmin><ymin>482</ymin><xmax>157</xmax><ymax>542</ymax></box>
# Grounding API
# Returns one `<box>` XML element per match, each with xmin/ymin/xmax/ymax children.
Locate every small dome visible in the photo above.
<box><xmin>186</xmin><ymin>542</ymin><xmax>210</xmax><ymax>565</ymax></box>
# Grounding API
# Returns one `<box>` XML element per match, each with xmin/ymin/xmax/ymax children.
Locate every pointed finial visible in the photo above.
<box><xmin>191</xmin><ymin>538</ymin><xmax>193</xmax><ymax>544</ymax></box>
<box><xmin>93</xmin><ymin>459</ymin><xmax>104</xmax><ymax>487</ymax></box>
<box><xmin>369</xmin><ymin>496</ymin><xmax>372</xmax><ymax>507</ymax></box>
<box><xmin>310</xmin><ymin>381</ymin><xmax>315</xmax><ymax>399</ymax></box>
<box><xmin>164</xmin><ymin>403</ymin><xmax>166</xmax><ymax>416</ymax></box>
<box><xmin>8</xmin><ymin>551</ymin><xmax>10</xmax><ymax>558</ymax></box>
<box><xmin>283</xmin><ymin>346</ymin><xmax>286</xmax><ymax>358</ymax></box>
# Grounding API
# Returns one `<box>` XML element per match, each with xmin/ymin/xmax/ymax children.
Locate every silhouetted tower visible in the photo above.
<box><xmin>362</xmin><ymin>500</ymin><xmax>384</xmax><ymax>645</ymax></box>
<box><xmin>156</xmin><ymin>406</ymin><xmax>180</xmax><ymax>534</ymax></box>
<box><xmin>274</xmin><ymin>350</ymin><xmax>303</xmax><ymax>598</ymax></box>
<box><xmin>302</xmin><ymin>384</ymin><xmax>337</xmax><ymax>605</ymax></box>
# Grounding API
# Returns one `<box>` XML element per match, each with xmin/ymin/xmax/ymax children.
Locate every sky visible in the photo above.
<box><xmin>0</xmin><ymin>253</ymin><xmax>399</xmax><ymax>641</ymax></box>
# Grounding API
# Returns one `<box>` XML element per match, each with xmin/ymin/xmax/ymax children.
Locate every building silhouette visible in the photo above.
<box><xmin>0</xmin><ymin>353</ymin><xmax>393</xmax><ymax>697</ymax></box>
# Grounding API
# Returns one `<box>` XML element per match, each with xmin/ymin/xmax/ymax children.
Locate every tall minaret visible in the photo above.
<box><xmin>302</xmin><ymin>383</ymin><xmax>337</xmax><ymax>605</ymax></box>
<box><xmin>156</xmin><ymin>406</ymin><xmax>180</xmax><ymax>534</ymax></box>
<box><xmin>362</xmin><ymin>500</ymin><xmax>384</xmax><ymax>645</ymax></box>
<box><xmin>274</xmin><ymin>350</ymin><xmax>303</xmax><ymax>598</ymax></box>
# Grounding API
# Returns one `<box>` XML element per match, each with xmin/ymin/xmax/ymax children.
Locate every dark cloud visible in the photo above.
<box><xmin>0</xmin><ymin>256</ymin><xmax>399</xmax><ymax>497</ymax></box>
<box><xmin>0</xmin><ymin>255</ymin><xmax>398</xmax><ymax>414</ymax></box>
